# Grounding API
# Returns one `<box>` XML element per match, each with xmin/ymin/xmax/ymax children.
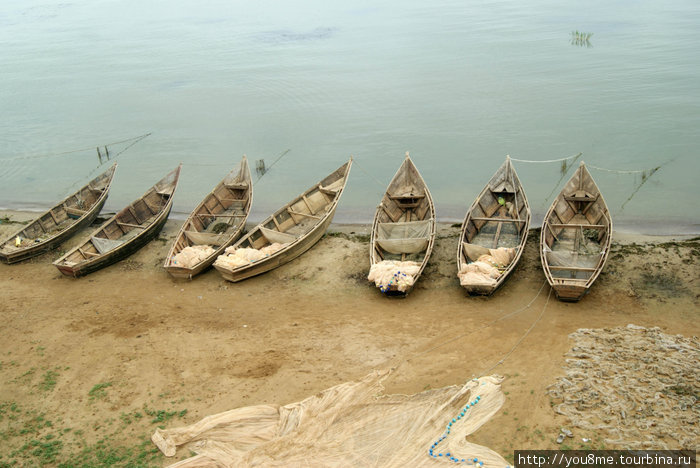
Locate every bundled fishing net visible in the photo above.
<box><xmin>152</xmin><ymin>371</ymin><xmax>509</xmax><ymax>467</ymax></box>
<box><xmin>368</xmin><ymin>260</ymin><xmax>421</xmax><ymax>292</ymax></box>
<box><xmin>171</xmin><ymin>245</ymin><xmax>216</xmax><ymax>268</ymax></box>
<box><xmin>458</xmin><ymin>246</ymin><xmax>516</xmax><ymax>287</ymax></box>
<box><xmin>214</xmin><ymin>243</ymin><xmax>288</xmax><ymax>269</ymax></box>
<box><xmin>548</xmin><ymin>325</ymin><xmax>699</xmax><ymax>449</ymax></box>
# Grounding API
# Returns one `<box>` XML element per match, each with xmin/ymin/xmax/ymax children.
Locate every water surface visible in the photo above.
<box><xmin>1</xmin><ymin>0</ymin><xmax>698</xmax><ymax>233</ymax></box>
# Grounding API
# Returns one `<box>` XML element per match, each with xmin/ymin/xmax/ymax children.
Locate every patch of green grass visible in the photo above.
<box><xmin>60</xmin><ymin>437</ymin><xmax>162</xmax><ymax>467</ymax></box>
<box><xmin>39</xmin><ymin>370</ymin><xmax>59</xmax><ymax>392</ymax></box>
<box><xmin>0</xmin><ymin>215</ymin><xmax>29</xmax><ymax>226</ymax></box>
<box><xmin>12</xmin><ymin>436</ymin><xmax>63</xmax><ymax>465</ymax></box>
<box><xmin>88</xmin><ymin>382</ymin><xmax>112</xmax><ymax>401</ymax></box>
<box><xmin>119</xmin><ymin>411</ymin><xmax>143</xmax><ymax>426</ymax></box>
<box><xmin>13</xmin><ymin>367</ymin><xmax>36</xmax><ymax>386</ymax></box>
<box><xmin>143</xmin><ymin>405</ymin><xmax>187</xmax><ymax>425</ymax></box>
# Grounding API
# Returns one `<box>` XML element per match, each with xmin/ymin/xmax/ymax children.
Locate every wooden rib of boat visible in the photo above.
<box><xmin>540</xmin><ymin>161</ymin><xmax>612</xmax><ymax>301</ymax></box>
<box><xmin>53</xmin><ymin>165</ymin><xmax>182</xmax><ymax>277</ymax></box>
<box><xmin>457</xmin><ymin>156</ymin><xmax>531</xmax><ymax>295</ymax></box>
<box><xmin>164</xmin><ymin>157</ymin><xmax>252</xmax><ymax>279</ymax></box>
<box><xmin>0</xmin><ymin>164</ymin><xmax>117</xmax><ymax>264</ymax></box>
<box><xmin>213</xmin><ymin>158</ymin><xmax>352</xmax><ymax>283</ymax></box>
<box><xmin>369</xmin><ymin>152</ymin><xmax>436</xmax><ymax>297</ymax></box>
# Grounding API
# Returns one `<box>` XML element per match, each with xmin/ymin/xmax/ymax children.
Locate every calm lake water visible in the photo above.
<box><xmin>1</xmin><ymin>0</ymin><xmax>699</xmax><ymax>233</ymax></box>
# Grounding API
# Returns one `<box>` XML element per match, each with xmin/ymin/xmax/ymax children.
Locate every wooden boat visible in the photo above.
<box><xmin>0</xmin><ymin>164</ymin><xmax>117</xmax><ymax>264</ymax></box>
<box><xmin>53</xmin><ymin>165</ymin><xmax>182</xmax><ymax>277</ymax></box>
<box><xmin>213</xmin><ymin>158</ymin><xmax>352</xmax><ymax>282</ymax></box>
<box><xmin>540</xmin><ymin>161</ymin><xmax>612</xmax><ymax>301</ymax></box>
<box><xmin>164</xmin><ymin>157</ymin><xmax>252</xmax><ymax>279</ymax></box>
<box><xmin>457</xmin><ymin>156</ymin><xmax>531</xmax><ymax>295</ymax></box>
<box><xmin>369</xmin><ymin>152</ymin><xmax>436</xmax><ymax>297</ymax></box>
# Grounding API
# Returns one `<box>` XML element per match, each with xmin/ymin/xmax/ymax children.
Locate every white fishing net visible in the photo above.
<box><xmin>368</xmin><ymin>260</ymin><xmax>421</xmax><ymax>292</ymax></box>
<box><xmin>152</xmin><ymin>371</ymin><xmax>510</xmax><ymax>467</ymax></box>
<box><xmin>171</xmin><ymin>245</ymin><xmax>215</xmax><ymax>268</ymax></box>
<box><xmin>376</xmin><ymin>220</ymin><xmax>432</xmax><ymax>255</ymax></box>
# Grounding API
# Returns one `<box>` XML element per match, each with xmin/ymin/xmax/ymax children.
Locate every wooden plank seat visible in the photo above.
<box><xmin>117</xmin><ymin>221</ymin><xmax>145</xmax><ymax>229</ymax></box>
<box><xmin>65</xmin><ymin>206</ymin><xmax>87</xmax><ymax>218</ymax></box>
<box><xmin>194</xmin><ymin>213</ymin><xmax>246</xmax><ymax>218</ymax></box>
<box><xmin>318</xmin><ymin>184</ymin><xmax>339</xmax><ymax>196</ymax></box>
<box><xmin>548</xmin><ymin>265</ymin><xmax>598</xmax><ymax>272</ymax></box>
<box><xmin>224</xmin><ymin>182</ymin><xmax>248</xmax><ymax>190</ymax></box>
<box><xmin>470</xmin><ymin>217</ymin><xmax>527</xmax><ymax>223</ymax></box>
<box><xmin>564</xmin><ymin>190</ymin><xmax>597</xmax><ymax>203</ymax></box>
<box><xmin>287</xmin><ymin>208</ymin><xmax>321</xmax><ymax>220</ymax></box>
<box><xmin>549</xmin><ymin>223</ymin><xmax>606</xmax><ymax>229</ymax></box>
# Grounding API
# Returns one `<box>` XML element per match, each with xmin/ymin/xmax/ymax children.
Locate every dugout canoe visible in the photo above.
<box><xmin>540</xmin><ymin>161</ymin><xmax>612</xmax><ymax>301</ymax></box>
<box><xmin>164</xmin><ymin>156</ymin><xmax>252</xmax><ymax>279</ymax></box>
<box><xmin>457</xmin><ymin>156</ymin><xmax>531</xmax><ymax>295</ymax></box>
<box><xmin>0</xmin><ymin>164</ymin><xmax>117</xmax><ymax>264</ymax></box>
<box><xmin>53</xmin><ymin>165</ymin><xmax>182</xmax><ymax>277</ymax></box>
<box><xmin>213</xmin><ymin>158</ymin><xmax>352</xmax><ymax>282</ymax></box>
<box><xmin>369</xmin><ymin>152</ymin><xmax>436</xmax><ymax>297</ymax></box>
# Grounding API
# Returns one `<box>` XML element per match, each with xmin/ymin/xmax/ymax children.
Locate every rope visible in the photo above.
<box><xmin>109</xmin><ymin>133</ymin><xmax>152</xmax><ymax>159</ymax></box>
<box><xmin>0</xmin><ymin>132</ymin><xmax>152</xmax><ymax>162</ymax></box>
<box><xmin>509</xmin><ymin>152</ymin><xmax>582</xmax><ymax>164</ymax></box>
<box><xmin>479</xmin><ymin>287</ymin><xmax>552</xmax><ymax>377</ymax></box>
<box><xmin>351</xmin><ymin>157</ymin><xmax>387</xmax><ymax>196</ymax></box>
<box><xmin>587</xmin><ymin>163</ymin><xmax>659</xmax><ymax>174</ymax></box>
<box><xmin>403</xmin><ymin>281</ymin><xmax>548</xmax><ymax>365</ymax></box>
<box><xmin>254</xmin><ymin>149</ymin><xmax>291</xmax><ymax>183</ymax></box>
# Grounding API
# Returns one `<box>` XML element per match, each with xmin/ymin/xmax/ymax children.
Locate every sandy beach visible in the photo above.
<box><xmin>0</xmin><ymin>210</ymin><xmax>698</xmax><ymax>465</ymax></box>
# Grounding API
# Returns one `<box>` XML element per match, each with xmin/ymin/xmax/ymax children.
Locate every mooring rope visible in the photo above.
<box><xmin>405</xmin><ymin>281</ymin><xmax>548</xmax><ymax>364</ymax></box>
<box><xmin>350</xmin><ymin>157</ymin><xmax>387</xmax><ymax>197</ymax></box>
<box><xmin>0</xmin><ymin>132</ymin><xmax>152</xmax><ymax>162</ymax></box>
<box><xmin>421</xmin><ymin>285</ymin><xmax>551</xmax><ymax>467</ymax></box>
<box><xmin>509</xmin><ymin>152</ymin><xmax>582</xmax><ymax>164</ymax></box>
<box><xmin>254</xmin><ymin>149</ymin><xmax>291</xmax><ymax>183</ymax></box>
<box><xmin>479</xmin><ymin>287</ymin><xmax>552</xmax><ymax>376</ymax></box>
<box><xmin>587</xmin><ymin>163</ymin><xmax>658</xmax><ymax>174</ymax></box>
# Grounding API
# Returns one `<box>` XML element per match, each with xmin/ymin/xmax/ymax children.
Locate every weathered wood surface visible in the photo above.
<box><xmin>0</xmin><ymin>164</ymin><xmax>117</xmax><ymax>264</ymax></box>
<box><xmin>369</xmin><ymin>152</ymin><xmax>436</xmax><ymax>297</ymax></box>
<box><xmin>53</xmin><ymin>165</ymin><xmax>182</xmax><ymax>277</ymax></box>
<box><xmin>540</xmin><ymin>162</ymin><xmax>613</xmax><ymax>301</ymax></box>
<box><xmin>214</xmin><ymin>158</ymin><xmax>352</xmax><ymax>282</ymax></box>
<box><xmin>457</xmin><ymin>156</ymin><xmax>531</xmax><ymax>295</ymax></box>
<box><xmin>164</xmin><ymin>157</ymin><xmax>252</xmax><ymax>279</ymax></box>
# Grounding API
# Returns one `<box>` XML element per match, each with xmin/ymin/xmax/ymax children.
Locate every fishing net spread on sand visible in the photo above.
<box><xmin>548</xmin><ymin>325</ymin><xmax>699</xmax><ymax>449</ymax></box>
<box><xmin>152</xmin><ymin>371</ymin><xmax>510</xmax><ymax>467</ymax></box>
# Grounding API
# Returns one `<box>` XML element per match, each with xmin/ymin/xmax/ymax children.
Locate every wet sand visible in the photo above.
<box><xmin>0</xmin><ymin>210</ymin><xmax>698</xmax><ymax>465</ymax></box>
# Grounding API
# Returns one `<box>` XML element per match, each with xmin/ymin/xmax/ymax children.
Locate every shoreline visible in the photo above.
<box><xmin>2</xmin><ymin>208</ymin><xmax>698</xmax><ymax>239</ymax></box>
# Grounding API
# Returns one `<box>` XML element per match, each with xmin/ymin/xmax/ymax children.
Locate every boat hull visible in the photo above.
<box><xmin>1</xmin><ymin>196</ymin><xmax>109</xmax><ymax>264</ymax></box>
<box><xmin>55</xmin><ymin>206</ymin><xmax>172</xmax><ymax>278</ymax></box>
<box><xmin>215</xmin><ymin>204</ymin><xmax>336</xmax><ymax>283</ymax></box>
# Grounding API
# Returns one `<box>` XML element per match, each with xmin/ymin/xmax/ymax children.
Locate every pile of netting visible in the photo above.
<box><xmin>548</xmin><ymin>325</ymin><xmax>699</xmax><ymax>449</ymax></box>
<box><xmin>458</xmin><ymin>245</ymin><xmax>516</xmax><ymax>287</ymax></box>
<box><xmin>368</xmin><ymin>260</ymin><xmax>421</xmax><ymax>292</ymax></box>
<box><xmin>152</xmin><ymin>371</ymin><xmax>510</xmax><ymax>467</ymax></box>
<box><xmin>171</xmin><ymin>245</ymin><xmax>216</xmax><ymax>268</ymax></box>
<box><xmin>213</xmin><ymin>243</ymin><xmax>288</xmax><ymax>269</ymax></box>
